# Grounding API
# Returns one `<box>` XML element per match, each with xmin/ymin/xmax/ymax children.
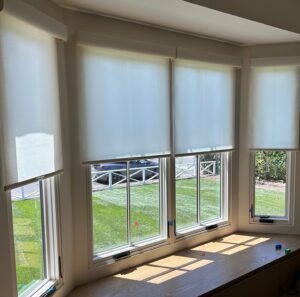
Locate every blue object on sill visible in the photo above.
<box><xmin>40</xmin><ymin>286</ymin><xmax>56</xmax><ymax>297</ymax></box>
<box><xmin>275</xmin><ymin>243</ymin><xmax>282</xmax><ymax>250</ymax></box>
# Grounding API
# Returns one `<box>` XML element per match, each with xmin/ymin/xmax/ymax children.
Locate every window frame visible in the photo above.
<box><xmin>175</xmin><ymin>152</ymin><xmax>231</xmax><ymax>238</ymax></box>
<box><xmin>87</xmin><ymin>158</ymin><xmax>168</xmax><ymax>266</ymax></box>
<box><xmin>7</xmin><ymin>176</ymin><xmax>63</xmax><ymax>297</ymax></box>
<box><xmin>249</xmin><ymin>151</ymin><xmax>295</xmax><ymax>225</ymax></box>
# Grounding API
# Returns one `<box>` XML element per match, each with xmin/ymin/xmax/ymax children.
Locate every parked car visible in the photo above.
<box><xmin>93</xmin><ymin>159</ymin><xmax>159</xmax><ymax>184</ymax></box>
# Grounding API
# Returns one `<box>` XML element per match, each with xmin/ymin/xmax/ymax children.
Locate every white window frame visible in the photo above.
<box><xmin>249</xmin><ymin>151</ymin><xmax>295</xmax><ymax>225</ymax></box>
<box><xmin>87</xmin><ymin>158</ymin><xmax>168</xmax><ymax>266</ymax></box>
<box><xmin>175</xmin><ymin>152</ymin><xmax>231</xmax><ymax>238</ymax></box>
<box><xmin>7</xmin><ymin>176</ymin><xmax>63</xmax><ymax>297</ymax></box>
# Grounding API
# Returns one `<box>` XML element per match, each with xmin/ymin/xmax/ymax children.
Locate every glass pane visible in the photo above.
<box><xmin>176</xmin><ymin>156</ymin><xmax>197</xmax><ymax>230</ymax></box>
<box><xmin>199</xmin><ymin>153</ymin><xmax>222</xmax><ymax>222</ymax></box>
<box><xmin>11</xmin><ymin>182</ymin><xmax>45</xmax><ymax>295</ymax></box>
<box><xmin>130</xmin><ymin>159</ymin><xmax>161</xmax><ymax>243</ymax></box>
<box><xmin>254</xmin><ymin>151</ymin><xmax>287</xmax><ymax>217</ymax></box>
<box><xmin>92</xmin><ymin>162</ymin><xmax>128</xmax><ymax>253</ymax></box>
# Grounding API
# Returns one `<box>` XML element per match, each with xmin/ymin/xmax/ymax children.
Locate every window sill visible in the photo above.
<box><xmin>68</xmin><ymin>232</ymin><xmax>300</xmax><ymax>297</ymax></box>
<box><xmin>91</xmin><ymin>236</ymin><xmax>169</xmax><ymax>267</ymax></box>
<box><xmin>175</xmin><ymin>219</ymin><xmax>229</xmax><ymax>241</ymax></box>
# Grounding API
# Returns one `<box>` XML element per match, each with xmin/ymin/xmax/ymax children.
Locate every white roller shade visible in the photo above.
<box><xmin>78</xmin><ymin>46</ymin><xmax>170</xmax><ymax>163</ymax></box>
<box><xmin>249</xmin><ymin>66</ymin><xmax>300</xmax><ymax>150</ymax></box>
<box><xmin>0</xmin><ymin>14</ymin><xmax>63</xmax><ymax>190</ymax></box>
<box><xmin>174</xmin><ymin>60</ymin><xmax>236</xmax><ymax>155</ymax></box>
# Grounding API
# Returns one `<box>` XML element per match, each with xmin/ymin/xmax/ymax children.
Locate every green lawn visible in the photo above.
<box><xmin>12</xmin><ymin>198</ymin><xmax>44</xmax><ymax>295</ymax></box>
<box><xmin>255</xmin><ymin>188</ymin><xmax>285</xmax><ymax>216</ymax></box>
<box><xmin>12</xmin><ymin>178</ymin><xmax>285</xmax><ymax>292</ymax></box>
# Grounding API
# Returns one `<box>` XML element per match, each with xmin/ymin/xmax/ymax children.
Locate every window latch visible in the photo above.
<box><xmin>167</xmin><ymin>220</ymin><xmax>176</xmax><ymax>237</ymax></box>
<box><xmin>58</xmin><ymin>256</ymin><xmax>63</xmax><ymax>278</ymax></box>
<box><xmin>249</xmin><ymin>204</ymin><xmax>254</xmax><ymax>218</ymax></box>
<box><xmin>259</xmin><ymin>216</ymin><xmax>274</xmax><ymax>223</ymax></box>
<box><xmin>205</xmin><ymin>224</ymin><xmax>218</xmax><ymax>231</ymax></box>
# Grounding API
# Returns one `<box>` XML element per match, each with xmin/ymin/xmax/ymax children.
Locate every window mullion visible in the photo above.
<box><xmin>197</xmin><ymin>155</ymin><xmax>201</xmax><ymax>225</ymax></box>
<box><xmin>285</xmin><ymin>152</ymin><xmax>292</xmax><ymax>219</ymax></box>
<box><xmin>220</xmin><ymin>154</ymin><xmax>225</xmax><ymax>220</ymax></box>
<box><xmin>39</xmin><ymin>180</ymin><xmax>48</xmax><ymax>280</ymax></box>
<box><xmin>126</xmin><ymin>161</ymin><xmax>132</xmax><ymax>246</ymax></box>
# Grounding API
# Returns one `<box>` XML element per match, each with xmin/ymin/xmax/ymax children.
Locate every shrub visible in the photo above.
<box><xmin>255</xmin><ymin>151</ymin><xmax>287</xmax><ymax>182</ymax></box>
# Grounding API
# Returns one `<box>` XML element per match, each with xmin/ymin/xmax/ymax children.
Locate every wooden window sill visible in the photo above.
<box><xmin>67</xmin><ymin>232</ymin><xmax>300</xmax><ymax>297</ymax></box>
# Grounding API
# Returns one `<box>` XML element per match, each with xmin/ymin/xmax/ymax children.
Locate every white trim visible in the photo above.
<box><xmin>251</xmin><ymin>56</ymin><xmax>300</xmax><ymax>67</ymax></box>
<box><xmin>176</xmin><ymin>47</ymin><xmax>242</xmax><ymax>67</ymax></box>
<box><xmin>1</xmin><ymin>0</ymin><xmax>67</xmax><ymax>40</ymax></box>
<box><xmin>92</xmin><ymin>237</ymin><xmax>168</xmax><ymax>266</ymax></box>
<box><xmin>77</xmin><ymin>31</ymin><xmax>176</xmax><ymax>58</ymax></box>
<box><xmin>175</xmin><ymin>220</ymin><xmax>230</xmax><ymax>241</ymax></box>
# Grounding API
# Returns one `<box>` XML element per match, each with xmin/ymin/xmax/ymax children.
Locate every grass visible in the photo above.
<box><xmin>12</xmin><ymin>198</ymin><xmax>44</xmax><ymax>295</ymax></box>
<box><xmin>11</xmin><ymin>178</ymin><xmax>286</xmax><ymax>292</ymax></box>
<box><xmin>255</xmin><ymin>188</ymin><xmax>285</xmax><ymax>216</ymax></box>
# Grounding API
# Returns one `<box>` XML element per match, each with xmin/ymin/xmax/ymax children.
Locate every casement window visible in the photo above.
<box><xmin>0</xmin><ymin>11</ymin><xmax>65</xmax><ymax>296</ymax></box>
<box><xmin>78</xmin><ymin>45</ymin><xmax>171</xmax><ymax>258</ymax></box>
<box><xmin>174</xmin><ymin>59</ymin><xmax>236</xmax><ymax>234</ymax></box>
<box><xmin>250</xmin><ymin>151</ymin><xmax>294</xmax><ymax>223</ymax></box>
<box><xmin>248</xmin><ymin>63</ymin><xmax>299</xmax><ymax>224</ymax></box>
<box><xmin>10</xmin><ymin>178</ymin><xmax>61</xmax><ymax>296</ymax></box>
<box><xmin>90</xmin><ymin>158</ymin><xmax>166</xmax><ymax>256</ymax></box>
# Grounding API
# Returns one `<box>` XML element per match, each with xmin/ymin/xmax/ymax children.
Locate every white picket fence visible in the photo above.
<box><xmin>92</xmin><ymin>161</ymin><xmax>216</xmax><ymax>190</ymax></box>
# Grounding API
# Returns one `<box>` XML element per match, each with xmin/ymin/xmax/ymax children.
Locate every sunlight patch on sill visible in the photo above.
<box><xmin>192</xmin><ymin>242</ymin><xmax>234</xmax><ymax>253</ymax></box>
<box><xmin>221</xmin><ymin>244</ymin><xmax>250</xmax><ymax>255</ymax></box>
<box><xmin>148</xmin><ymin>270</ymin><xmax>186</xmax><ymax>284</ymax></box>
<box><xmin>151</xmin><ymin>255</ymin><xmax>195</xmax><ymax>269</ymax></box>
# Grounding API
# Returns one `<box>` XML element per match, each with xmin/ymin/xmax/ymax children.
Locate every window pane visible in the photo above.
<box><xmin>92</xmin><ymin>162</ymin><xmax>128</xmax><ymax>254</ymax></box>
<box><xmin>11</xmin><ymin>182</ymin><xmax>45</xmax><ymax>295</ymax></box>
<box><xmin>176</xmin><ymin>156</ymin><xmax>197</xmax><ymax>229</ymax></box>
<box><xmin>200</xmin><ymin>153</ymin><xmax>222</xmax><ymax>222</ymax></box>
<box><xmin>130</xmin><ymin>159</ymin><xmax>161</xmax><ymax>243</ymax></box>
<box><xmin>254</xmin><ymin>151</ymin><xmax>287</xmax><ymax>217</ymax></box>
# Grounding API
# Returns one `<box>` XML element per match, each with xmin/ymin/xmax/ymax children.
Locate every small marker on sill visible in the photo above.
<box><xmin>285</xmin><ymin>248</ymin><xmax>291</xmax><ymax>255</ymax></box>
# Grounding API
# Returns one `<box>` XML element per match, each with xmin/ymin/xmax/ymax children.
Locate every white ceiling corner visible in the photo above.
<box><xmin>53</xmin><ymin>0</ymin><xmax>300</xmax><ymax>45</ymax></box>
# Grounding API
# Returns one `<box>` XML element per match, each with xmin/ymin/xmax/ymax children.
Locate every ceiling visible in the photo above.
<box><xmin>53</xmin><ymin>0</ymin><xmax>300</xmax><ymax>45</ymax></box>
